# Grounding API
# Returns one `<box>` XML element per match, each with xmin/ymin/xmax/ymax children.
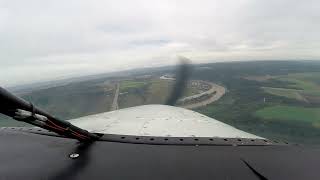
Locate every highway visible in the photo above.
<box><xmin>179</xmin><ymin>81</ymin><xmax>226</xmax><ymax>109</ymax></box>
<box><xmin>110</xmin><ymin>83</ymin><xmax>120</xmax><ymax>111</ymax></box>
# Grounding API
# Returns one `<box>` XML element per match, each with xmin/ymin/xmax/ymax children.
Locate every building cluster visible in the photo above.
<box><xmin>190</xmin><ymin>81</ymin><xmax>211</xmax><ymax>91</ymax></box>
<box><xmin>177</xmin><ymin>92</ymin><xmax>216</xmax><ymax>106</ymax></box>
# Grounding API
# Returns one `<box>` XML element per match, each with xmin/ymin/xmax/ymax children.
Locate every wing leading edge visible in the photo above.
<box><xmin>70</xmin><ymin>105</ymin><xmax>263</xmax><ymax>139</ymax></box>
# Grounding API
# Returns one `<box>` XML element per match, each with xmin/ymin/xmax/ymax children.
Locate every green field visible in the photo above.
<box><xmin>285</xmin><ymin>72</ymin><xmax>320</xmax><ymax>84</ymax></box>
<box><xmin>184</xmin><ymin>86</ymin><xmax>200</xmax><ymax>97</ymax></box>
<box><xmin>278</xmin><ymin>77</ymin><xmax>319</xmax><ymax>90</ymax></box>
<box><xmin>262</xmin><ymin>87</ymin><xmax>306</xmax><ymax>101</ymax></box>
<box><xmin>255</xmin><ymin>105</ymin><xmax>320</xmax><ymax>125</ymax></box>
<box><xmin>120</xmin><ymin>80</ymin><xmax>147</xmax><ymax>92</ymax></box>
<box><xmin>145</xmin><ymin>79</ymin><xmax>174</xmax><ymax>103</ymax></box>
<box><xmin>119</xmin><ymin>79</ymin><xmax>173</xmax><ymax>106</ymax></box>
<box><xmin>261</xmin><ymin>73</ymin><xmax>320</xmax><ymax>101</ymax></box>
<box><xmin>119</xmin><ymin>79</ymin><xmax>200</xmax><ymax>106</ymax></box>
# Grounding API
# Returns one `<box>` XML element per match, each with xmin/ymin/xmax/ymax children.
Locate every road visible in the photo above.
<box><xmin>179</xmin><ymin>81</ymin><xmax>226</xmax><ymax>109</ymax></box>
<box><xmin>110</xmin><ymin>83</ymin><xmax>120</xmax><ymax>111</ymax></box>
<box><xmin>110</xmin><ymin>80</ymin><xmax>225</xmax><ymax>110</ymax></box>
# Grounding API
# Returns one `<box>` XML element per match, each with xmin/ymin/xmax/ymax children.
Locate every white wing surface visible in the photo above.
<box><xmin>69</xmin><ymin>105</ymin><xmax>262</xmax><ymax>139</ymax></box>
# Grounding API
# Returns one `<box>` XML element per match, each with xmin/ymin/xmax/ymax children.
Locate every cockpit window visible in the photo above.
<box><xmin>1</xmin><ymin>1</ymin><xmax>320</xmax><ymax>145</ymax></box>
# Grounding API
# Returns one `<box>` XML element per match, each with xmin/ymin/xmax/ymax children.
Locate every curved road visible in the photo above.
<box><xmin>179</xmin><ymin>81</ymin><xmax>226</xmax><ymax>109</ymax></box>
<box><xmin>109</xmin><ymin>80</ymin><xmax>225</xmax><ymax>111</ymax></box>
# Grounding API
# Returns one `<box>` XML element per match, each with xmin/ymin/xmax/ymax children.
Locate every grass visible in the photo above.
<box><xmin>145</xmin><ymin>79</ymin><xmax>174</xmax><ymax>104</ymax></box>
<box><xmin>118</xmin><ymin>93</ymin><xmax>146</xmax><ymax>108</ymax></box>
<box><xmin>262</xmin><ymin>72</ymin><xmax>320</xmax><ymax>100</ymax></box>
<box><xmin>254</xmin><ymin>105</ymin><xmax>320</xmax><ymax>125</ymax></box>
<box><xmin>195</xmin><ymin>93</ymin><xmax>236</xmax><ymax>121</ymax></box>
<box><xmin>118</xmin><ymin>79</ymin><xmax>175</xmax><ymax>107</ymax></box>
<box><xmin>276</xmin><ymin>72</ymin><xmax>320</xmax><ymax>91</ymax></box>
<box><xmin>287</xmin><ymin>72</ymin><xmax>320</xmax><ymax>82</ymax></box>
<box><xmin>183</xmin><ymin>86</ymin><xmax>200</xmax><ymax>97</ymax></box>
<box><xmin>262</xmin><ymin>87</ymin><xmax>305</xmax><ymax>101</ymax></box>
<box><xmin>120</xmin><ymin>80</ymin><xmax>147</xmax><ymax>92</ymax></box>
<box><xmin>278</xmin><ymin>77</ymin><xmax>319</xmax><ymax>90</ymax></box>
<box><xmin>145</xmin><ymin>79</ymin><xmax>201</xmax><ymax>103</ymax></box>
<box><xmin>243</xmin><ymin>75</ymin><xmax>272</xmax><ymax>82</ymax></box>
<box><xmin>118</xmin><ymin>78</ymin><xmax>204</xmax><ymax>107</ymax></box>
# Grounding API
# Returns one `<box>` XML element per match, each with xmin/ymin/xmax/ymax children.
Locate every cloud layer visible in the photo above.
<box><xmin>1</xmin><ymin>0</ymin><xmax>320</xmax><ymax>86</ymax></box>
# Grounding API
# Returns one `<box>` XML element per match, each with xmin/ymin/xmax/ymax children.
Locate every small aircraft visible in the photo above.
<box><xmin>0</xmin><ymin>62</ymin><xmax>319</xmax><ymax>180</ymax></box>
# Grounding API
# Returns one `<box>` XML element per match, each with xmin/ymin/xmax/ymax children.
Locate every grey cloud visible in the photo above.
<box><xmin>1</xmin><ymin>0</ymin><xmax>320</xmax><ymax>87</ymax></box>
<box><xmin>129</xmin><ymin>39</ymin><xmax>171</xmax><ymax>47</ymax></box>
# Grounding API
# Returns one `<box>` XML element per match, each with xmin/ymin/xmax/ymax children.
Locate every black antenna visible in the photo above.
<box><xmin>0</xmin><ymin>86</ymin><xmax>99</xmax><ymax>141</ymax></box>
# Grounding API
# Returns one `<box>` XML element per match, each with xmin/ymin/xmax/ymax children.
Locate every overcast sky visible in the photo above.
<box><xmin>1</xmin><ymin>0</ymin><xmax>320</xmax><ymax>87</ymax></box>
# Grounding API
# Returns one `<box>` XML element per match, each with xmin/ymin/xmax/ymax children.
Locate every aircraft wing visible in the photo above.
<box><xmin>69</xmin><ymin>105</ymin><xmax>262</xmax><ymax>139</ymax></box>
